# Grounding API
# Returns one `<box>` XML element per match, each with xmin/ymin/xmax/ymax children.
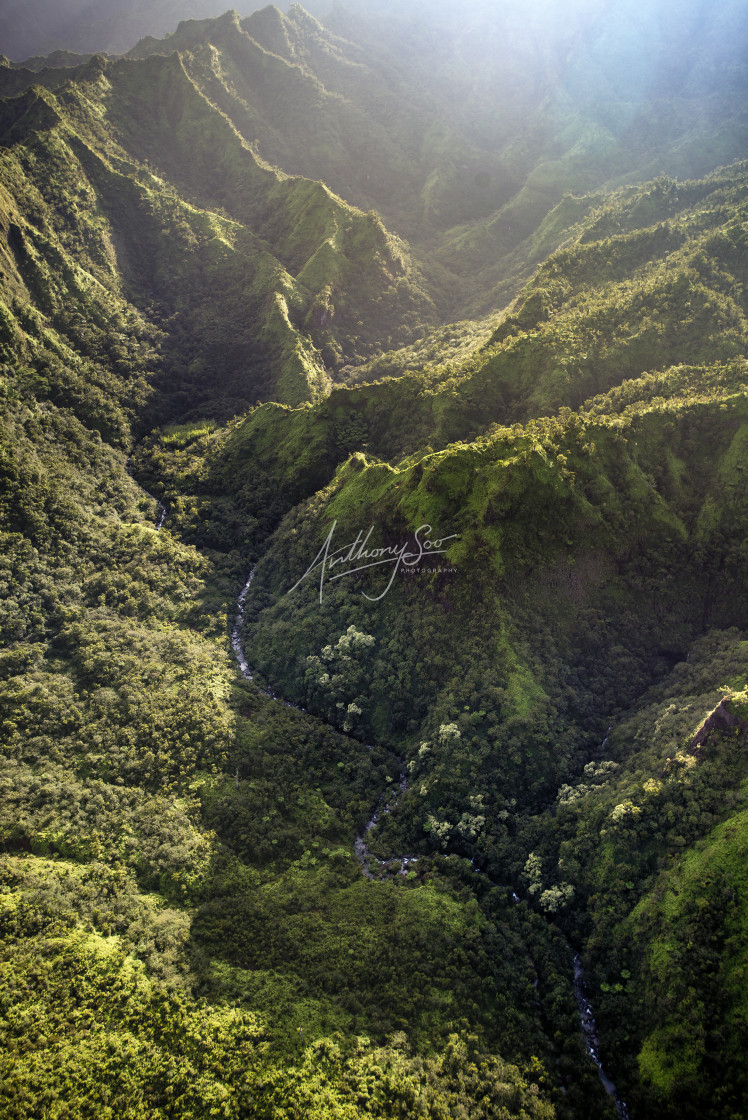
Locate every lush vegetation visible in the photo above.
<box><xmin>2</xmin><ymin>4</ymin><xmax>748</xmax><ymax>1118</ymax></box>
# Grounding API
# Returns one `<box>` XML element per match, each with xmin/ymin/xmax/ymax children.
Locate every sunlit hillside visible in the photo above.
<box><xmin>1</xmin><ymin>4</ymin><xmax>748</xmax><ymax>1119</ymax></box>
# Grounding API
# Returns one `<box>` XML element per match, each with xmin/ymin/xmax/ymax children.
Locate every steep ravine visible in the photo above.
<box><xmin>231</xmin><ymin>561</ymin><xmax>631</xmax><ymax>1117</ymax></box>
<box><xmin>231</xmin><ymin>565</ymin><xmax>415</xmax><ymax>873</ymax></box>
<box><xmin>127</xmin><ymin>454</ymin><xmax>167</xmax><ymax>529</ymax></box>
<box><xmin>574</xmin><ymin>955</ymin><xmax>631</xmax><ymax>1118</ymax></box>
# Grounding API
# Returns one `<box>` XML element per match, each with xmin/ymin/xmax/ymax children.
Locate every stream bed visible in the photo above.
<box><xmin>230</xmin><ymin>562</ymin><xmax>631</xmax><ymax>1114</ymax></box>
<box><xmin>573</xmin><ymin>954</ymin><xmax>630</xmax><ymax>1118</ymax></box>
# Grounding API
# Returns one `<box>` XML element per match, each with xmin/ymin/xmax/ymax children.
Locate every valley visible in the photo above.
<box><xmin>1</xmin><ymin>3</ymin><xmax>748</xmax><ymax>1118</ymax></box>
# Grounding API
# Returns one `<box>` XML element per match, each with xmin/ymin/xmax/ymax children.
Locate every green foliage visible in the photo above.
<box><xmin>631</xmin><ymin>808</ymin><xmax>748</xmax><ymax>1118</ymax></box>
<box><xmin>3</xmin><ymin>11</ymin><xmax>748</xmax><ymax>1118</ymax></box>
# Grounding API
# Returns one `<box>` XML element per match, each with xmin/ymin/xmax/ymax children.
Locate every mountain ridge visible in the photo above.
<box><xmin>2</xmin><ymin>5</ymin><xmax>748</xmax><ymax>1118</ymax></box>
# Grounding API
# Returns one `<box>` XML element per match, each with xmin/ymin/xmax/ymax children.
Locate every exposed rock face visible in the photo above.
<box><xmin>689</xmin><ymin>697</ymin><xmax>746</xmax><ymax>751</ymax></box>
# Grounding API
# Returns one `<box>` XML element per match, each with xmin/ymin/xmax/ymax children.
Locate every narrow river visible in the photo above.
<box><xmin>231</xmin><ymin>561</ymin><xmax>631</xmax><ymax>1117</ymax></box>
<box><xmin>573</xmin><ymin>954</ymin><xmax>630</xmax><ymax>1118</ymax></box>
<box><xmin>232</xmin><ymin>567</ymin><xmax>417</xmax><ymax>872</ymax></box>
<box><xmin>231</xmin><ymin>567</ymin><xmax>256</xmax><ymax>680</ymax></box>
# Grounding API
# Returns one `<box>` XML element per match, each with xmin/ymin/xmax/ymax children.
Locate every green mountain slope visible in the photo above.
<box><xmin>2</xmin><ymin>5</ymin><xmax>748</xmax><ymax>1119</ymax></box>
<box><xmin>4</xmin><ymin>1</ymin><xmax>748</xmax><ymax>334</ymax></box>
<box><xmin>128</xmin><ymin>159</ymin><xmax>748</xmax><ymax>1118</ymax></box>
<box><xmin>221</xmin><ymin>341</ymin><xmax>748</xmax><ymax>1120</ymax></box>
<box><xmin>116</xmin><ymin>2</ymin><xmax>748</xmax><ymax>318</ymax></box>
<box><xmin>139</xmin><ymin>161</ymin><xmax>748</xmax><ymax>557</ymax></box>
<box><xmin>0</xmin><ymin>49</ymin><xmax>436</xmax><ymax>417</ymax></box>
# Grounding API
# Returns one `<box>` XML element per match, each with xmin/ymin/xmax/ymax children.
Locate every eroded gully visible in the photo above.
<box><xmin>127</xmin><ymin>455</ymin><xmax>167</xmax><ymax>530</ymax></box>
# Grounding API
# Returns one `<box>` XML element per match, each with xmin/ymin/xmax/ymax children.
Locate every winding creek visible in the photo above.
<box><xmin>574</xmin><ymin>955</ymin><xmax>631</xmax><ymax>1117</ymax></box>
<box><xmin>229</xmin><ymin>559</ymin><xmax>630</xmax><ymax>1117</ymax></box>
<box><xmin>231</xmin><ymin>567</ymin><xmax>257</xmax><ymax>680</ymax></box>
<box><xmin>231</xmin><ymin>567</ymin><xmax>418</xmax><ymax>871</ymax></box>
<box><xmin>128</xmin><ymin>448</ymin><xmax>629</xmax><ymax>1111</ymax></box>
<box><xmin>354</xmin><ymin>768</ymin><xmax>418</xmax><ymax>878</ymax></box>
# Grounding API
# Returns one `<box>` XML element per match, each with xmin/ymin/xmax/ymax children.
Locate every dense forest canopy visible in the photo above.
<box><xmin>1</xmin><ymin>3</ymin><xmax>748</xmax><ymax>1118</ymax></box>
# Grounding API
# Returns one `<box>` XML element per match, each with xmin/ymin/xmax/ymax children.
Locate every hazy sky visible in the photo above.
<box><xmin>1</xmin><ymin>0</ymin><xmax>745</xmax><ymax>80</ymax></box>
<box><xmin>0</xmin><ymin>0</ymin><xmax>257</xmax><ymax>60</ymax></box>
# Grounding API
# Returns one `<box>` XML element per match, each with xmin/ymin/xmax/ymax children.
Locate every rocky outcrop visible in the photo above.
<box><xmin>689</xmin><ymin>697</ymin><xmax>746</xmax><ymax>751</ymax></box>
